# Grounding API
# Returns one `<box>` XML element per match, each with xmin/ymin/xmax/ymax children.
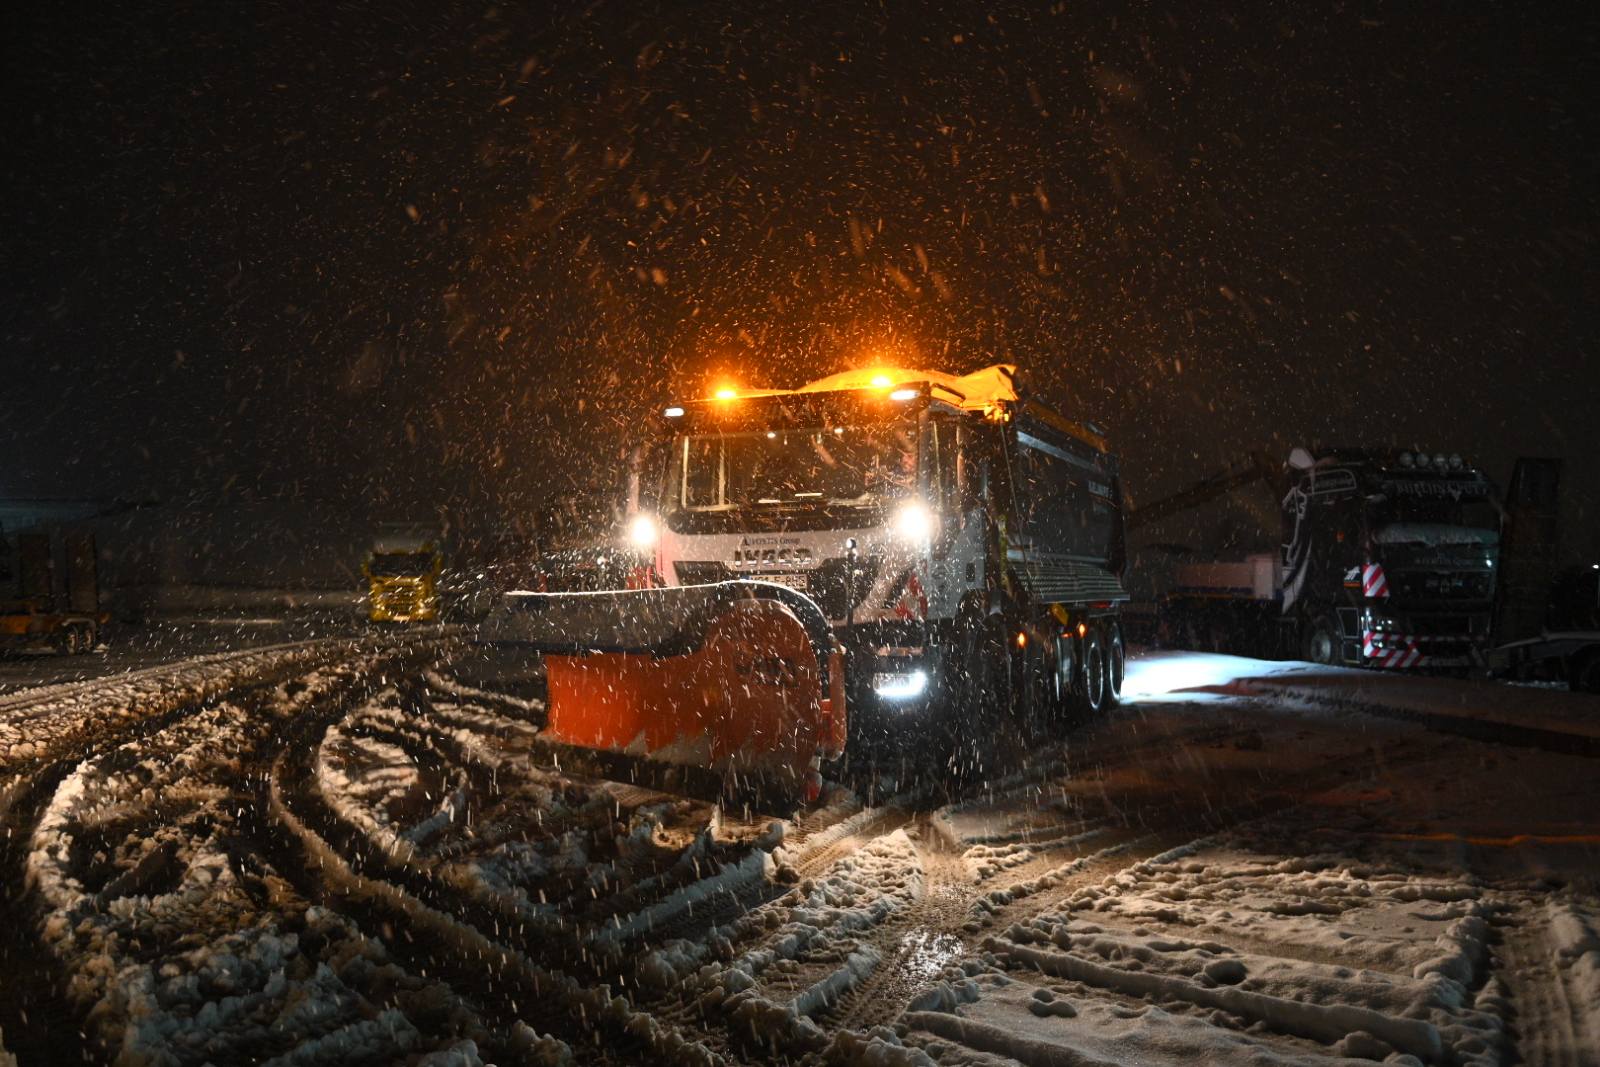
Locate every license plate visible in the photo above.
<box><xmin>753</xmin><ymin>572</ymin><xmax>809</xmax><ymax>593</ymax></box>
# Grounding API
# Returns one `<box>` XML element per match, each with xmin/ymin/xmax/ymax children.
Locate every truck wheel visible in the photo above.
<box><xmin>1012</xmin><ymin>628</ymin><xmax>1046</xmax><ymax>738</ymax></box>
<box><xmin>1303</xmin><ymin>617</ymin><xmax>1339</xmax><ymax>666</ymax></box>
<box><xmin>54</xmin><ymin>626</ymin><xmax>80</xmax><ymax>656</ymax></box>
<box><xmin>1050</xmin><ymin>633</ymin><xmax>1076</xmax><ymax>722</ymax></box>
<box><xmin>1571</xmin><ymin>651</ymin><xmax>1600</xmax><ymax>694</ymax></box>
<box><xmin>1104</xmin><ymin>623</ymin><xmax>1126</xmax><ymax>707</ymax></box>
<box><xmin>1074</xmin><ymin>629</ymin><xmax>1107</xmax><ymax>718</ymax></box>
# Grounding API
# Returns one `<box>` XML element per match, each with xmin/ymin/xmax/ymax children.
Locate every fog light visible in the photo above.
<box><xmin>873</xmin><ymin>670</ymin><xmax>928</xmax><ymax>700</ymax></box>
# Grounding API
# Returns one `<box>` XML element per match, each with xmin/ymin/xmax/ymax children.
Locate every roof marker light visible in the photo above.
<box><xmin>870</xmin><ymin>374</ymin><xmax>893</xmax><ymax>388</ymax></box>
<box><xmin>663</xmin><ymin>406</ymin><xmax>685</xmax><ymax>418</ymax></box>
<box><xmin>889</xmin><ymin>388</ymin><xmax>918</xmax><ymax>401</ymax></box>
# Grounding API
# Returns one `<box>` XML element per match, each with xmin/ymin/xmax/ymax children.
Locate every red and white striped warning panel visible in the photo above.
<box><xmin>1363</xmin><ymin>629</ymin><xmax>1424</xmax><ymax>668</ymax></box>
<box><xmin>1361</xmin><ymin>563</ymin><xmax>1390</xmax><ymax>599</ymax></box>
<box><xmin>891</xmin><ymin>570</ymin><xmax>928</xmax><ymax>621</ymax></box>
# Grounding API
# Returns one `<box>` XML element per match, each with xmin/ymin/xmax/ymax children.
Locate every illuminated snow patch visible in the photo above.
<box><xmin>1121</xmin><ymin>650</ymin><xmax>1325</xmax><ymax>703</ymax></box>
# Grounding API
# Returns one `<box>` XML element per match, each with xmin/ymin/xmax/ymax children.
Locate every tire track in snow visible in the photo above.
<box><xmin>818</xmin><ymin>816</ymin><xmax>973</xmax><ymax>1031</ymax></box>
<box><xmin>1497</xmin><ymin>897</ymin><xmax>1595</xmax><ymax>1067</ymax></box>
<box><xmin>0</xmin><ymin>641</ymin><xmax>399</xmax><ymax>1065</ymax></box>
<box><xmin>9</xmin><ymin>649</ymin><xmax>442</xmax><ymax>1064</ymax></box>
<box><xmin>254</xmin><ymin>686</ymin><xmax>726</xmax><ymax>1065</ymax></box>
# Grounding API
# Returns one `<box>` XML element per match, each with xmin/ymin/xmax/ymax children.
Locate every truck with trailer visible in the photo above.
<box><xmin>0</xmin><ymin>518</ymin><xmax>106</xmax><ymax>655</ymax></box>
<box><xmin>1135</xmin><ymin>447</ymin><xmax>1501</xmax><ymax>671</ymax></box>
<box><xmin>481</xmin><ymin>363</ymin><xmax>1130</xmax><ymax>796</ymax></box>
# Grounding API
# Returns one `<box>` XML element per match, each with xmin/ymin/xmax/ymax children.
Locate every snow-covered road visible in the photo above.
<box><xmin>2</xmin><ymin>648</ymin><xmax>1596</xmax><ymax>1066</ymax></box>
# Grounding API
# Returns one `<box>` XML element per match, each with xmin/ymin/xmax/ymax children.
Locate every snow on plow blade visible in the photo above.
<box><xmin>481</xmin><ymin>581</ymin><xmax>846</xmax><ymax>804</ymax></box>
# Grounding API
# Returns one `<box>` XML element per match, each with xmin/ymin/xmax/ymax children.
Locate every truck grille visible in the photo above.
<box><xmin>673</xmin><ymin>557</ymin><xmax>880</xmax><ymax>622</ymax></box>
<box><xmin>1387</xmin><ymin>571</ymin><xmax>1492</xmax><ymax>601</ymax></box>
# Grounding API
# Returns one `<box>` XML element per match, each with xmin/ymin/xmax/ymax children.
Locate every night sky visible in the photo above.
<box><xmin>5</xmin><ymin>2</ymin><xmax>1597</xmax><ymax>556</ymax></box>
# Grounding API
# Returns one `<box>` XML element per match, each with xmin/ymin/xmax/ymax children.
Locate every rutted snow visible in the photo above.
<box><xmin>0</xmin><ymin>638</ymin><xmax>377</xmax><ymax>768</ymax></box>
<box><xmin>21</xmin><ymin>658</ymin><xmax>546</xmax><ymax>1064</ymax></box>
<box><xmin>908</xmin><ymin>831</ymin><xmax>1509</xmax><ymax>1067</ymax></box>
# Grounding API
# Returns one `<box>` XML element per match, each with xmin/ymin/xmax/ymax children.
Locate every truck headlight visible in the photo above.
<box><xmin>892</xmin><ymin>501</ymin><xmax>935</xmax><ymax>543</ymax></box>
<box><xmin>627</xmin><ymin>514</ymin><xmax>659</xmax><ymax>549</ymax></box>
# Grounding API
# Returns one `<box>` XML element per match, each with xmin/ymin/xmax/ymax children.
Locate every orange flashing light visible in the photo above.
<box><xmin>869</xmin><ymin>373</ymin><xmax>894</xmax><ymax>389</ymax></box>
<box><xmin>713</xmin><ymin>386</ymin><xmax>739</xmax><ymax>400</ymax></box>
<box><xmin>1015</xmin><ymin>631</ymin><xmax>1028</xmax><ymax>649</ymax></box>
<box><xmin>1076</xmin><ymin>622</ymin><xmax>1088</xmax><ymax>638</ymax></box>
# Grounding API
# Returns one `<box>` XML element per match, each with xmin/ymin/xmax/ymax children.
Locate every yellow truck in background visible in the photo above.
<box><xmin>363</xmin><ymin>526</ymin><xmax>442</xmax><ymax>623</ymax></box>
<box><xmin>1</xmin><ymin>522</ymin><xmax>106</xmax><ymax>654</ymax></box>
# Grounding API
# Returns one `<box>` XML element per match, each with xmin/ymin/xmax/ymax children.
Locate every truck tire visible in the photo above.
<box><xmin>1104</xmin><ymin>622</ymin><xmax>1125</xmax><ymax>707</ymax></box>
<box><xmin>1303</xmin><ymin>617</ymin><xmax>1340</xmax><ymax>666</ymax></box>
<box><xmin>1013</xmin><ymin>627</ymin><xmax>1049</xmax><ymax>739</ymax></box>
<box><xmin>54</xmin><ymin>625</ymin><xmax>81</xmax><ymax>656</ymax></box>
<box><xmin>1050</xmin><ymin>633</ymin><xmax>1076</xmax><ymax>720</ymax></box>
<box><xmin>1073</xmin><ymin>629</ymin><xmax>1107</xmax><ymax>719</ymax></box>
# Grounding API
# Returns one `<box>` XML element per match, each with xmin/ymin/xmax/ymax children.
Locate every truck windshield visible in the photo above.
<box><xmin>368</xmin><ymin>552</ymin><xmax>436</xmax><ymax>577</ymax></box>
<box><xmin>669</xmin><ymin>426</ymin><xmax>916</xmax><ymax>511</ymax></box>
<box><xmin>1370</xmin><ymin>493</ymin><xmax>1500</xmax><ymax>546</ymax></box>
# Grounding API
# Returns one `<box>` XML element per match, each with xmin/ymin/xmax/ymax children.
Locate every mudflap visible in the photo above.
<box><xmin>478</xmin><ymin>581</ymin><xmax>847</xmax><ymax>810</ymax></box>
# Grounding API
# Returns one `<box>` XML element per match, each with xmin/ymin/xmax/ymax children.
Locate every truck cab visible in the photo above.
<box><xmin>364</xmin><ymin>529</ymin><xmax>442</xmax><ymax>623</ymax></box>
<box><xmin>627</xmin><ymin>365</ymin><xmax>1128</xmax><ymax>735</ymax></box>
<box><xmin>1284</xmin><ymin>449</ymin><xmax>1499</xmax><ymax>668</ymax></box>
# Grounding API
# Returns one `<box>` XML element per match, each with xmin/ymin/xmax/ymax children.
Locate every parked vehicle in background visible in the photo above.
<box><xmin>1483</xmin><ymin>456</ymin><xmax>1600</xmax><ymax>691</ymax></box>
<box><xmin>0</xmin><ymin>520</ymin><xmax>106</xmax><ymax>654</ymax></box>
<box><xmin>1132</xmin><ymin>448</ymin><xmax>1501</xmax><ymax>671</ymax></box>
<box><xmin>1492</xmin><ymin>564</ymin><xmax>1600</xmax><ymax>692</ymax></box>
<box><xmin>529</xmin><ymin>491</ymin><xmax>638</xmax><ymax>593</ymax></box>
<box><xmin>363</xmin><ymin>525</ymin><xmax>442</xmax><ymax>623</ymax></box>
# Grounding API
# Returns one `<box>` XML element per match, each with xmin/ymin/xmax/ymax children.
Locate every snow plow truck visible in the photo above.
<box><xmin>480</xmin><ymin>364</ymin><xmax>1129</xmax><ymax>801</ymax></box>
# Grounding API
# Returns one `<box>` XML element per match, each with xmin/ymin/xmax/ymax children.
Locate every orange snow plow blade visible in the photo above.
<box><xmin>481</xmin><ymin>582</ymin><xmax>846</xmax><ymax>803</ymax></box>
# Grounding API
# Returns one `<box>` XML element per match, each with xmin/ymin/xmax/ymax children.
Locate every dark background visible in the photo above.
<box><xmin>4</xmin><ymin>1</ymin><xmax>1597</xmax><ymax>564</ymax></box>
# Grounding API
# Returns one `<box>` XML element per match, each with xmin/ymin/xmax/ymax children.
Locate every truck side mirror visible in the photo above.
<box><xmin>1287</xmin><ymin>447</ymin><xmax>1315</xmax><ymax>471</ymax></box>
